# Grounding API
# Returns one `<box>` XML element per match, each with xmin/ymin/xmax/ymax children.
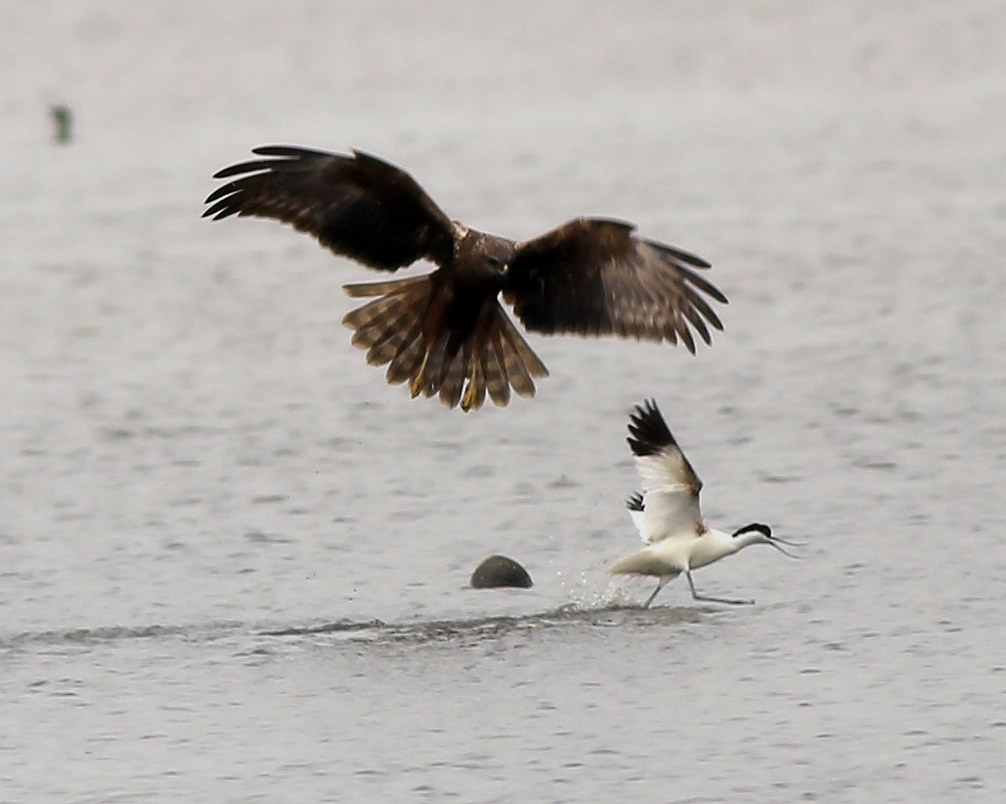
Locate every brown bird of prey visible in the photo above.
<box><xmin>203</xmin><ymin>146</ymin><xmax>727</xmax><ymax>411</ymax></box>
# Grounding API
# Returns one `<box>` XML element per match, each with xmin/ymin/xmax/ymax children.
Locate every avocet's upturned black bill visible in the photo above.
<box><xmin>204</xmin><ymin>146</ymin><xmax>727</xmax><ymax>411</ymax></box>
<box><xmin>610</xmin><ymin>399</ymin><xmax>801</xmax><ymax>608</ymax></box>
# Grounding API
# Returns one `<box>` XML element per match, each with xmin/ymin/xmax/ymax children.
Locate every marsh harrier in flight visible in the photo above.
<box><xmin>204</xmin><ymin>146</ymin><xmax>727</xmax><ymax>411</ymax></box>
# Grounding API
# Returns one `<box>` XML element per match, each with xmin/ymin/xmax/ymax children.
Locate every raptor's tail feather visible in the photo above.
<box><xmin>341</xmin><ymin>277</ymin><xmax>549</xmax><ymax>410</ymax></box>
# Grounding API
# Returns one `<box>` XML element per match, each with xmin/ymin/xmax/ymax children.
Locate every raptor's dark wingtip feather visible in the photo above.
<box><xmin>251</xmin><ymin>144</ymin><xmax>332</xmax><ymax>159</ymax></box>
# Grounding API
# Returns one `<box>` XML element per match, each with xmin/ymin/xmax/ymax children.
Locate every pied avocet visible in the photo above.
<box><xmin>610</xmin><ymin>399</ymin><xmax>800</xmax><ymax>607</ymax></box>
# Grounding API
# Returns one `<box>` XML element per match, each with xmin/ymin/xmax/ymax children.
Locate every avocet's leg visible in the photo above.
<box><xmin>685</xmin><ymin>570</ymin><xmax>754</xmax><ymax>606</ymax></box>
<box><xmin>643</xmin><ymin>577</ymin><xmax>671</xmax><ymax>608</ymax></box>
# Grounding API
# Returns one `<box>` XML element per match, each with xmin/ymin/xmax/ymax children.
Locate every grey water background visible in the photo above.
<box><xmin>2</xmin><ymin>2</ymin><xmax>1005</xmax><ymax>801</ymax></box>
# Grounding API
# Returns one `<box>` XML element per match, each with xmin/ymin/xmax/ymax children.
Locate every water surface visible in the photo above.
<box><xmin>2</xmin><ymin>2</ymin><xmax>1005</xmax><ymax>800</ymax></box>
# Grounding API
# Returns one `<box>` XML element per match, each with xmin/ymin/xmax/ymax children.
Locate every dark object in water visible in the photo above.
<box><xmin>470</xmin><ymin>555</ymin><xmax>533</xmax><ymax>589</ymax></box>
<box><xmin>51</xmin><ymin>104</ymin><xmax>73</xmax><ymax>144</ymax></box>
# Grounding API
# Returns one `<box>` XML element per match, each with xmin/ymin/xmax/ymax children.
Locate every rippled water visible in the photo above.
<box><xmin>3</xmin><ymin>1</ymin><xmax>1005</xmax><ymax>801</ymax></box>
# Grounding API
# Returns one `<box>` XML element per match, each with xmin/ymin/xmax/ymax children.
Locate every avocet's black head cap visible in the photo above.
<box><xmin>732</xmin><ymin>522</ymin><xmax>772</xmax><ymax>539</ymax></box>
<box><xmin>732</xmin><ymin>523</ymin><xmax>803</xmax><ymax>558</ymax></box>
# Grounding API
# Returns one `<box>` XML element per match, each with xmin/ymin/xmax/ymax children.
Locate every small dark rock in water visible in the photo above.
<box><xmin>470</xmin><ymin>555</ymin><xmax>533</xmax><ymax>589</ymax></box>
<box><xmin>51</xmin><ymin>104</ymin><xmax>73</xmax><ymax>144</ymax></box>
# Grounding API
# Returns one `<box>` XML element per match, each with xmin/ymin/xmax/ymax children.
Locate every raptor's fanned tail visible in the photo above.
<box><xmin>342</xmin><ymin>277</ymin><xmax>549</xmax><ymax>410</ymax></box>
